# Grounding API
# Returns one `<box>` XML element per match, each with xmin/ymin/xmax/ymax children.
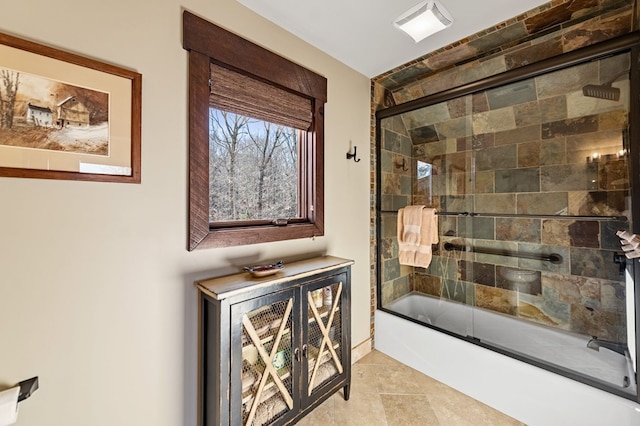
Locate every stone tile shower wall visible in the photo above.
<box><xmin>374</xmin><ymin>0</ymin><xmax>637</xmax><ymax>343</ymax></box>
<box><xmin>379</xmin><ymin>116</ymin><xmax>414</xmax><ymax>305</ymax></box>
<box><xmin>374</xmin><ymin>0</ymin><xmax>635</xmax><ymax>100</ymax></box>
<box><xmin>414</xmin><ymin>56</ymin><xmax>628</xmax><ymax>342</ymax></box>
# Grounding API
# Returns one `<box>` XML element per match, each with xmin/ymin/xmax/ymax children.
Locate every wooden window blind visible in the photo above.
<box><xmin>210</xmin><ymin>63</ymin><xmax>313</xmax><ymax>130</ymax></box>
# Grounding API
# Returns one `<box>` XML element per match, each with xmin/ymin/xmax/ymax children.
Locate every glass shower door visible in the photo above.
<box><xmin>377</xmin><ymin>47</ymin><xmax>637</xmax><ymax>398</ymax></box>
<box><xmin>378</xmin><ymin>93</ymin><xmax>476</xmax><ymax>339</ymax></box>
<box><xmin>465</xmin><ymin>52</ymin><xmax>634</xmax><ymax>396</ymax></box>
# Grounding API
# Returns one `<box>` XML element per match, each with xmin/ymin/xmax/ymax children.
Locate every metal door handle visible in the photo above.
<box><xmin>302</xmin><ymin>344</ymin><xmax>308</xmax><ymax>358</ymax></box>
<box><xmin>294</xmin><ymin>347</ymin><xmax>300</xmax><ymax>362</ymax></box>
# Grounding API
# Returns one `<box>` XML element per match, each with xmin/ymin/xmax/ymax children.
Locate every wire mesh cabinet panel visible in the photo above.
<box><xmin>302</xmin><ymin>276</ymin><xmax>350</xmax><ymax>405</ymax></box>
<box><xmin>231</xmin><ymin>290</ymin><xmax>299</xmax><ymax>425</ymax></box>
<box><xmin>197</xmin><ymin>256</ymin><xmax>353</xmax><ymax>426</ymax></box>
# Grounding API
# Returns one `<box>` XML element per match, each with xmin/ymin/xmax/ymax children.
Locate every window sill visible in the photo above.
<box><xmin>191</xmin><ymin>222</ymin><xmax>323</xmax><ymax>250</ymax></box>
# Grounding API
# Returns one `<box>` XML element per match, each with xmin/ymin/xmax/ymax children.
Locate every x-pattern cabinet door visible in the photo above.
<box><xmin>301</xmin><ymin>273</ymin><xmax>350</xmax><ymax>405</ymax></box>
<box><xmin>230</xmin><ymin>288</ymin><xmax>300</xmax><ymax>426</ymax></box>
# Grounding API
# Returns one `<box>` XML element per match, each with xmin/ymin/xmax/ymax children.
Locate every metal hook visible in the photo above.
<box><xmin>394</xmin><ymin>158</ymin><xmax>408</xmax><ymax>171</ymax></box>
<box><xmin>613</xmin><ymin>253</ymin><xmax>627</xmax><ymax>277</ymax></box>
<box><xmin>346</xmin><ymin>146</ymin><xmax>361</xmax><ymax>163</ymax></box>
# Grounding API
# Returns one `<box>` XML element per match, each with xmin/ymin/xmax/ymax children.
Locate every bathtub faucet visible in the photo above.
<box><xmin>586</xmin><ymin>337</ymin><xmax>627</xmax><ymax>356</ymax></box>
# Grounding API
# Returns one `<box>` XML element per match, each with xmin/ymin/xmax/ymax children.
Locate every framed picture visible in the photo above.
<box><xmin>0</xmin><ymin>32</ymin><xmax>141</xmax><ymax>183</ymax></box>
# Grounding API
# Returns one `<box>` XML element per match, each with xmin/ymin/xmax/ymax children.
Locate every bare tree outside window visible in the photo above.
<box><xmin>209</xmin><ymin>108</ymin><xmax>299</xmax><ymax>223</ymax></box>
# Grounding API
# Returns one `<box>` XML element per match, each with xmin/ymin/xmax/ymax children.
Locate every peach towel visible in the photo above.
<box><xmin>398</xmin><ymin>206</ymin><xmax>439</xmax><ymax>268</ymax></box>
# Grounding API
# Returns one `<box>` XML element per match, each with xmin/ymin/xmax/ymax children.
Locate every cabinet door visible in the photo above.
<box><xmin>302</xmin><ymin>273</ymin><xmax>349</xmax><ymax>403</ymax></box>
<box><xmin>230</xmin><ymin>289</ymin><xmax>299</xmax><ymax>426</ymax></box>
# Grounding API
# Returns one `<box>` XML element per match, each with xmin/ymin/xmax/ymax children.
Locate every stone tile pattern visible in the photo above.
<box><xmin>297</xmin><ymin>350</ymin><xmax>524</xmax><ymax>426</ymax></box>
<box><xmin>394</xmin><ymin>55</ymin><xmax>629</xmax><ymax>342</ymax></box>
<box><xmin>379</xmin><ymin>116</ymin><xmax>415</xmax><ymax>306</ymax></box>
<box><xmin>373</xmin><ymin>0</ymin><xmax>635</xmax><ymax>344</ymax></box>
<box><xmin>373</xmin><ymin>0</ymin><xmax>634</xmax><ymax>96</ymax></box>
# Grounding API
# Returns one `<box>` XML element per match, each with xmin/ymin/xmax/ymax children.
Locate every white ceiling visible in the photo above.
<box><xmin>238</xmin><ymin>0</ymin><xmax>551</xmax><ymax>78</ymax></box>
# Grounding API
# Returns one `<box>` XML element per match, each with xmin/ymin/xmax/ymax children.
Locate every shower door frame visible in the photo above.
<box><xmin>375</xmin><ymin>31</ymin><xmax>640</xmax><ymax>403</ymax></box>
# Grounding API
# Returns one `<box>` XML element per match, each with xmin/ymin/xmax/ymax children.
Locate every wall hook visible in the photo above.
<box><xmin>346</xmin><ymin>146</ymin><xmax>361</xmax><ymax>162</ymax></box>
<box><xmin>394</xmin><ymin>158</ymin><xmax>408</xmax><ymax>171</ymax></box>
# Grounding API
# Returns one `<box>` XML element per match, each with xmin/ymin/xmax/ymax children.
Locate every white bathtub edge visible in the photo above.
<box><xmin>375</xmin><ymin>309</ymin><xmax>640</xmax><ymax>425</ymax></box>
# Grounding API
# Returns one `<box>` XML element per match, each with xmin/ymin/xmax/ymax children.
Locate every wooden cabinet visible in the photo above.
<box><xmin>196</xmin><ymin>256</ymin><xmax>353</xmax><ymax>426</ymax></box>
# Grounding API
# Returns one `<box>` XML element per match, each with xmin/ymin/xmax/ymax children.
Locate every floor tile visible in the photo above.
<box><xmin>425</xmin><ymin>382</ymin><xmax>524</xmax><ymax>426</ymax></box>
<box><xmin>296</xmin><ymin>350</ymin><xmax>522</xmax><ymax>426</ymax></box>
<box><xmin>349</xmin><ymin>363</ymin><xmax>383</xmax><ymax>395</ymax></box>
<box><xmin>356</xmin><ymin>350</ymin><xmax>399</xmax><ymax>365</ymax></box>
<box><xmin>296</xmin><ymin>396</ymin><xmax>334</xmax><ymax>425</ymax></box>
<box><xmin>374</xmin><ymin>363</ymin><xmax>431</xmax><ymax>395</ymax></box>
<box><xmin>332</xmin><ymin>391</ymin><xmax>388</xmax><ymax>425</ymax></box>
<box><xmin>380</xmin><ymin>393</ymin><xmax>440</xmax><ymax>426</ymax></box>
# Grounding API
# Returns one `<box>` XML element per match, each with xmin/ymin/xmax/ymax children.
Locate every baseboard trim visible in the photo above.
<box><xmin>351</xmin><ymin>337</ymin><xmax>372</xmax><ymax>364</ymax></box>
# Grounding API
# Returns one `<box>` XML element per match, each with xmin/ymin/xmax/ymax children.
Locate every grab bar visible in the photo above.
<box><xmin>467</xmin><ymin>212</ymin><xmax>627</xmax><ymax>221</ymax></box>
<box><xmin>378</xmin><ymin>210</ymin><xmax>471</xmax><ymax>217</ymax></box>
<box><xmin>378</xmin><ymin>210</ymin><xmax>469</xmax><ymax>216</ymax></box>
<box><xmin>444</xmin><ymin>242</ymin><xmax>563</xmax><ymax>264</ymax></box>
<box><xmin>378</xmin><ymin>210</ymin><xmax>627</xmax><ymax>221</ymax></box>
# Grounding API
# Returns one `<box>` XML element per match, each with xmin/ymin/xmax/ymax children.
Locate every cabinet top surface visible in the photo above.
<box><xmin>196</xmin><ymin>255</ymin><xmax>354</xmax><ymax>300</ymax></box>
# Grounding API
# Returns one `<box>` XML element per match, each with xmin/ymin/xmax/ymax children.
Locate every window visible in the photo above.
<box><xmin>208</xmin><ymin>109</ymin><xmax>300</xmax><ymax>224</ymax></box>
<box><xmin>183</xmin><ymin>11</ymin><xmax>326</xmax><ymax>249</ymax></box>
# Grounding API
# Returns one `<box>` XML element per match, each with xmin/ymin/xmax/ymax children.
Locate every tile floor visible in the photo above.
<box><xmin>297</xmin><ymin>350</ymin><xmax>524</xmax><ymax>426</ymax></box>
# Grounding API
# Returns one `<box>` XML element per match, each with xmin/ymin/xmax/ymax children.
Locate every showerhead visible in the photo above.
<box><xmin>581</xmin><ymin>70</ymin><xmax>628</xmax><ymax>101</ymax></box>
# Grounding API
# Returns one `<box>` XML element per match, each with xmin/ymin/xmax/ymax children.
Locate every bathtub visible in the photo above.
<box><xmin>376</xmin><ymin>292</ymin><xmax>640</xmax><ymax>425</ymax></box>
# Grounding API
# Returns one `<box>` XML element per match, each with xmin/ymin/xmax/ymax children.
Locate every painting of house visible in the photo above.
<box><xmin>26</xmin><ymin>103</ymin><xmax>53</xmax><ymax>127</ymax></box>
<box><xmin>0</xmin><ymin>71</ymin><xmax>109</xmax><ymax>154</ymax></box>
<box><xmin>56</xmin><ymin>96</ymin><xmax>90</xmax><ymax>128</ymax></box>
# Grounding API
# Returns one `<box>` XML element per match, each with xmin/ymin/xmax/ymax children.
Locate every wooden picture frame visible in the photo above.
<box><xmin>0</xmin><ymin>32</ymin><xmax>142</xmax><ymax>183</ymax></box>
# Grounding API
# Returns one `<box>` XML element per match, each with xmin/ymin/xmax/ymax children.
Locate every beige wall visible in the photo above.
<box><xmin>0</xmin><ymin>1</ymin><xmax>371</xmax><ymax>425</ymax></box>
